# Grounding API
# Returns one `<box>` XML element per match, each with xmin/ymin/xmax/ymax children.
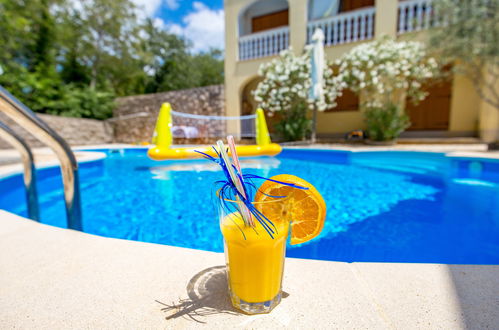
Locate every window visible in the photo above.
<box><xmin>251</xmin><ymin>9</ymin><xmax>289</xmax><ymax>33</ymax></box>
<box><xmin>309</xmin><ymin>0</ymin><xmax>341</xmax><ymax>20</ymax></box>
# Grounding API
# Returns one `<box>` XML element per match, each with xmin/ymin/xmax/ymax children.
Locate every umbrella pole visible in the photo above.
<box><xmin>311</xmin><ymin>107</ymin><xmax>317</xmax><ymax>143</ymax></box>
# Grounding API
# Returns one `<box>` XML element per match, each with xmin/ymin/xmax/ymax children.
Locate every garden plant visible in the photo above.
<box><xmin>254</xmin><ymin>48</ymin><xmax>343</xmax><ymax>141</ymax></box>
<box><xmin>337</xmin><ymin>36</ymin><xmax>439</xmax><ymax>142</ymax></box>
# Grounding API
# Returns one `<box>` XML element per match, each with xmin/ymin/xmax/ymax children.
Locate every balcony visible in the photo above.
<box><xmin>307</xmin><ymin>7</ymin><xmax>375</xmax><ymax>46</ymax></box>
<box><xmin>397</xmin><ymin>0</ymin><xmax>442</xmax><ymax>34</ymax></box>
<box><xmin>236</xmin><ymin>0</ymin><xmax>443</xmax><ymax>62</ymax></box>
<box><xmin>238</xmin><ymin>26</ymin><xmax>290</xmax><ymax>61</ymax></box>
<box><xmin>237</xmin><ymin>0</ymin><xmax>289</xmax><ymax>61</ymax></box>
<box><xmin>238</xmin><ymin>7</ymin><xmax>376</xmax><ymax>62</ymax></box>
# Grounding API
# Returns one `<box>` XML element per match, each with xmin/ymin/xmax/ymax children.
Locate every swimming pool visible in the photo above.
<box><xmin>1</xmin><ymin>148</ymin><xmax>499</xmax><ymax>264</ymax></box>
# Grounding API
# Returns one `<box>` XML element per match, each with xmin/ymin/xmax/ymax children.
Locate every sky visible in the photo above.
<box><xmin>133</xmin><ymin>0</ymin><xmax>225</xmax><ymax>53</ymax></box>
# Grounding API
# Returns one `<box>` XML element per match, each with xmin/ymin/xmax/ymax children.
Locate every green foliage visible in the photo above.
<box><xmin>51</xmin><ymin>87</ymin><xmax>115</xmax><ymax>120</ymax></box>
<box><xmin>0</xmin><ymin>64</ymin><xmax>114</xmax><ymax>119</ymax></box>
<box><xmin>274</xmin><ymin>102</ymin><xmax>312</xmax><ymax>141</ymax></box>
<box><xmin>146</xmin><ymin>49</ymin><xmax>224</xmax><ymax>93</ymax></box>
<box><xmin>364</xmin><ymin>104</ymin><xmax>410</xmax><ymax>142</ymax></box>
<box><xmin>0</xmin><ymin>0</ymin><xmax>224</xmax><ymax>120</ymax></box>
<box><xmin>430</xmin><ymin>0</ymin><xmax>499</xmax><ymax>110</ymax></box>
<box><xmin>190</xmin><ymin>50</ymin><xmax>225</xmax><ymax>87</ymax></box>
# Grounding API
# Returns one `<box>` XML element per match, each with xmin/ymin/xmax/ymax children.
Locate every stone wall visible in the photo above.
<box><xmin>0</xmin><ymin>112</ymin><xmax>113</xmax><ymax>149</ymax></box>
<box><xmin>112</xmin><ymin>84</ymin><xmax>225</xmax><ymax>143</ymax></box>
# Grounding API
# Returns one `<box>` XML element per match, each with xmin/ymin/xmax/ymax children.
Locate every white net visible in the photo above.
<box><xmin>170</xmin><ymin>110</ymin><xmax>257</xmax><ymax>143</ymax></box>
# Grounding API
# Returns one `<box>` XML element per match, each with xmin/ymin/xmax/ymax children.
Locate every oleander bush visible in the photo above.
<box><xmin>336</xmin><ymin>37</ymin><xmax>440</xmax><ymax>141</ymax></box>
<box><xmin>254</xmin><ymin>48</ymin><xmax>343</xmax><ymax>141</ymax></box>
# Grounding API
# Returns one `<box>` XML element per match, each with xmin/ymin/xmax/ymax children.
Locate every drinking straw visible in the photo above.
<box><xmin>227</xmin><ymin>136</ymin><xmax>242</xmax><ymax>174</ymax></box>
<box><xmin>216</xmin><ymin>140</ymin><xmax>253</xmax><ymax>227</ymax></box>
<box><xmin>227</xmin><ymin>135</ymin><xmax>254</xmax><ymax>226</ymax></box>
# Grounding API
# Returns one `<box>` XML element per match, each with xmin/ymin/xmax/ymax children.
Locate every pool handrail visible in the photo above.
<box><xmin>0</xmin><ymin>86</ymin><xmax>82</xmax><ymax>230</ymax></box>
<box><xmin>0</xmin><ymin>121</ymin><xmax>40</xmax><ymax>221</ymax></box>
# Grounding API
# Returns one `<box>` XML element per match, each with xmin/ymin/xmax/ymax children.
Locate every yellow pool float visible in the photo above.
<box><xmin>148</xmin><ymin>103</ymin><xmax>282</xmax><ymax>161</ymax></box>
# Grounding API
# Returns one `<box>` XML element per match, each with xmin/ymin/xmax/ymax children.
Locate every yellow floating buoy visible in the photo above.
<box><xmin>148</xmin><ymin>143</ymin><xmax>282</xmax><ymax>160</ymax></box>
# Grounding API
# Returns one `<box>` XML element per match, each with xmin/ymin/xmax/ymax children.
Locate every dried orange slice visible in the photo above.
<box><xmin>254</xmin><ymin>174</ymin><xmax>326</xmax><ymax>245</ymax></box>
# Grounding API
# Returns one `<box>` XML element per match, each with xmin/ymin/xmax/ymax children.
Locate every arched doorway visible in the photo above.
<box><xmin>241</xmin><ymin>77</ymin><xmax>262</xmax><ymax>116</ymax></box>
<box><xmin>240</xmin><ymin>77</ymin><xmax>281</xmax><ymax>137</ymax></box>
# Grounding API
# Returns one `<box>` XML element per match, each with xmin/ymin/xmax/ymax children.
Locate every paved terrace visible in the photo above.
<box><xmin>1</xmin><ymin>212</ymin><xmax>498</xmax><ymax>329</ymax></box>
<box><xmin>1</xmin><ymin>144</ymin><xmax>499</xmax><ymax>329</ymax></box>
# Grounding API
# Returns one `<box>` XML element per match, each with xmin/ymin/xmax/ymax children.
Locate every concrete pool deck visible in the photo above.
<box><xmin>1</xmin><ymin>211</ymin><xmax>499</xmax><ymax>329</ymax></box>
<box><xmin>1</xmin><ymin>143</ymin><xmax>499</xmax><ymax>328</ymax></box>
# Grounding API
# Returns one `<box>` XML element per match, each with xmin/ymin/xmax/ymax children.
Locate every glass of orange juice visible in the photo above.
<box><xmin>219</xmin><ymin>195</ymin><xmax>289</xmax><ymax>314</ymax></box>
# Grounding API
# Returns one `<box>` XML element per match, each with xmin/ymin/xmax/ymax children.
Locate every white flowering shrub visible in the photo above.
<box><xmin>336</xmin><ymin>36</ymin><xmax>439</xmax><ymax>109</ymax></box>
<box><xmin>254</xmin><ymin>48</ymin><xmax>342</xmax><ymax>112</ymax></box>
<box><xmin>335</xmin><ymin>37</ymin><xmax>440</xmax><ymax>141</ymax></box>
<box><xmin>253</xmin><ymin>48</ymin><xmax>343</xmax><ymax>141</ymax></box>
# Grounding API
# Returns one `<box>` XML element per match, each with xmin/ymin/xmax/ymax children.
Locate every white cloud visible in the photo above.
<box><xmin>131</xmin><ymin>0</ymin><xmax>224</xmax><ymax>53</ymax></box>
<box><xmin>165</xmin><ymin>0</ymin><xmax>180</xmax><ymax>10</ymax></box>
<box><xmin>169</xmin><ymin>2</ymin><xmax>225</xmax><ymax>53</ymax></box>
<box><xmin>132</xmin><ymin>0</ymin><xmax>162</xmax><ymax>17</ymax></box>
<box><xmin>133</xmin><ymin>0</ymin><xmax>179</xmax><ymax>18</ymax></box>
<box><xmin>153</xmin><ymin>17</ymin><xmax>166</xmax><ymax>30</ymax></box>
<box><xmin>167</xmin><ymin>23</ymin><xmax>184</xmax><ymax>36</ymax></box>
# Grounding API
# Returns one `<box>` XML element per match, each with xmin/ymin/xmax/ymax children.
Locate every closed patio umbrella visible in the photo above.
<box><xmin>309</xmin><ymin>28</ymin><xmax>325</xmax><ymax>143</ymax></box>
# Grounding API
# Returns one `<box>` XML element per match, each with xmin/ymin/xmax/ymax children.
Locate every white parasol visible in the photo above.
<box><xmin>309</xmin><ymin>28</ymin><xmax>325</xmax><ymax>143</ymax></box>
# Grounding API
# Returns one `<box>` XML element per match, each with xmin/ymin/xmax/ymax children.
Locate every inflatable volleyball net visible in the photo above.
<box><xmin>148</xmin><ymin>103</ymin><xmax>281</xmax><ymax>160</ymax></box>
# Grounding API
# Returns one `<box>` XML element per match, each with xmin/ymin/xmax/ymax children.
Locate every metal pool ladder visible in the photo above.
<box><xmin>0</xmin><ymin>122</ymin><xmax>40</xmax><ymax>221</ymax></box>
<box><xmin>0</xmin><ymin>86</ymin><xmax>82</xmax><ymax>230</ymax></box>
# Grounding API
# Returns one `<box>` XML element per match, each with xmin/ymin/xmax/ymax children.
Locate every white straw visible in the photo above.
<box><xmin>216</xmin><ymin>140</ymin><xmax>253</xmax><ymax>226</ymax></box>
<box><xmin>227</xmin><ymin>135</ymin><xmax>254</xmax><ymax>226</ymax></box>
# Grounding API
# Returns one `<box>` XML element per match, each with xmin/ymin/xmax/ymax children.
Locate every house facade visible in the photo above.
<box><xmin>224</xmin><ymin>0</ymin><xmax>499</xmax><ymax>141</ymax></box>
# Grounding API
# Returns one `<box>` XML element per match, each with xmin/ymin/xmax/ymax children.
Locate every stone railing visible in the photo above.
<box><xmin>307</xmin><ymin>7</ymin><xmax>375</xmax><ymax>47</ymax></box>
<box><xmin>238</xmin><ymin>26</ymin><xmax>290</xmax><ymax>61</ymax></box>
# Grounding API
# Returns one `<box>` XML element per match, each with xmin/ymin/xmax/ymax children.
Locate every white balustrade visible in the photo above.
<box><xmin>238</xmin><ymin>26</ymin><xmax>290</xmax><ymax>61</ymax></box>
<box><xmin>306</xmin><ymin>7</ymin><xmax>375</xmax><ymax>47</ymax></box>
<box><xmin>398</xmin><ymin>0</ymin><xmax>439</xmax><ymax>34</ymax></box>
<box><xmin>238</xmin><ymin>2</ymin><xmax>445</xmax><ymax>61</ymax></box>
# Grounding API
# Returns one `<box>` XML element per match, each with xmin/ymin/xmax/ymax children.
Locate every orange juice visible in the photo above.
<box><xmin>221</xmin><ymin>212</ymin><xmax>289</xmax><ymax>307</ymax></box>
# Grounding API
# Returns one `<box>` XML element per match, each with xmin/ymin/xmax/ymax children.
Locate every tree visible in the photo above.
<box><xmin>0</xmin><ymin>0</ymin><xmax>225</xmax><ymax>120</ymax></box>
<box><xmin>0</xmin><ymin>0</ymin><xmax>66</xmax><ymax>114</ymax></box>
<box><xmin>31</xmin><ymin>0</ymin><xmax>56</xmax><ymax>72</ymax></box>
<box><xmin>144</xmin><ymin>33</ymin><xmax>193</xmax><ymax>93</ymax></box>
<box><xmin>145</xmin><ymin>46</ymin><xmax>224</xmax><ymax>93</ymax></box>
<box><xmin>0</xmin><ymin>0</ymin><xmax>57</xmax><ymax>95</ymax></box>
<box><xmin>74</xmin><ymin>0</ymin><xmax>143</xmax><ymax>93</ymax></box>
<box><xmin>59</xmin><ymin>10</ymin><xmax>91</xmax><ymax>85</ymax></box>
<box><xmin>429</xmin><ymin>0</ymin><xmax>499</xmax><ymax>111</ymax></box>
<box><xmin>190</xmin><ymin>49</ymin><xmax>225</xmax><ymax>87</ymax></box>
<box><xmin>254</xmin><ymin>48</ymin><xmax>342</xmax><ymax>141</ymax></box>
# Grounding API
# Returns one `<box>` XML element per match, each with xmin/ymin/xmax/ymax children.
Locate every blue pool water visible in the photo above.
<box><xmin>1</xmin><ymin>148</ymin><xmax>499</xmax><ymax>264</ymax></box>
